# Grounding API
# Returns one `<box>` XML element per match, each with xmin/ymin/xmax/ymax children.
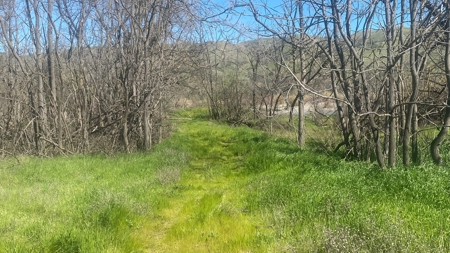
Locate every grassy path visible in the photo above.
<box><xmin>138</xmin><ymin>115</ymin><xmax>270</xmax><ymax>252</ymax></box>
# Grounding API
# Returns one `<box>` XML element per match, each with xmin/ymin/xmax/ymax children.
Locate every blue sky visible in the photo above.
<box><xmin>204</xmin><ymin>0</ymin><xmax>414</xmax><ymax>43</ymax></box>
<box><xmin>202</xmin><ymin>0</ymin><xmax>286</xmax><ymax>42</ymax></box>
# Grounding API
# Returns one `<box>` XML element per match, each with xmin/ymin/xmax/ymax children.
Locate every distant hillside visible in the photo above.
<box><xmin>354</xmin><ymin>27</ymin><xmax>411</xmax><ymax>47</ymax></box>
<box><xmin>233</xmin><ymin>27</ymin><xmax>411</xmax><ymax>50</ymax></box>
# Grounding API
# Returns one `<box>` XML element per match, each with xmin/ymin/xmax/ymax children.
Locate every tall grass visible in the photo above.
<box><xmin>2</xmin><ymin>108</ymin><xmax>450</xmax><ymax>252</ymax></box>
<box><xmin>243</xmin><ymin>143</ymin><xmax>450</xmax><ymax>252</ymax></box>
<box><xmin>0</xmin><ymin>146</ymin><xmax>188</xmax><ymax>252</ymax></box>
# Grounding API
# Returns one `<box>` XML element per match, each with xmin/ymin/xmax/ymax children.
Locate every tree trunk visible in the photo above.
<box><xmin>431</xmin><ymin>11</ymin><xmax>450</xmax><ymax>165</ymax></box>
<box><xmin>297</xmin><ymin>0</ymin><xmax>305</xmax><ymax>147</ymax></box>
<box><xmin>322</xmin><ymin>2</ymin><xmax>350</xmax><ymax>153</ymax></box>
<box><xmin>385</xmin><ymin>0</ymin><xmax>396</xmax><ymax>167</ymax></box>
<box><xmin>144</xmin><ymin>96</ymin><xmax>152</xmax><ymax>151</ymax></box>
<box><xmin>411</xmin><ymin>105</ymin><xmax>419</xmax><ymax>163</ymax></box>
<box><xmin>297</xmin><ymin>88</ymin><xmax>305</xmax><ymax>146</ymax></box>
<box><xmin>123</xmin><ymin>82</ymin><xmax>130</xmax><ymax>153</ymax></box>
<box><xmin>26</xmin><ymin>0</ymin><xmax>48</xmax><ymax>154</ymax></box>
<box><xmin>46</xmin><ymin>0</ymin><xmax>62</xmax><ymax>149</ymax></box>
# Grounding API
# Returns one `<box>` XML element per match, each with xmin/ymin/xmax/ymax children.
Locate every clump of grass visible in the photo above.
<box><xmin>48</xmin><ymin>231</ymin><xmax>83</xmax><ymax>253</ymax></box>
<box><xmin>156</xmin><ymin>166</ymin><xmax>182</xmax><ymax>185</ymax></box>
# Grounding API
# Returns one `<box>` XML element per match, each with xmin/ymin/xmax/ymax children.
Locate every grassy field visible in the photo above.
<box><xmin>1</xmin><ymin>108</ymin><xmax>450</xmax><ymax>252</ymax></box>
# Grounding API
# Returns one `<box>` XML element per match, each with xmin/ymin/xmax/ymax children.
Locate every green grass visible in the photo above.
<box><xmin>2</xmin><ymin>108</ymin><xmax>450</xmax><ymax>252</ymax></box>
<box><xmin>0</xmin><ymin>148</ymin><xmax>187</xmax><ymax>252</ymax></box>
<box><xmin>245</xmin><ymin>157</ymin><xmax>450</xmax><ymax>251</ymax></box>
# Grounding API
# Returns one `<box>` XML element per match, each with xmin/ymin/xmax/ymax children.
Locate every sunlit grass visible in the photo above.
<box><xmin>2</xmin><ymin>108</ymin><xmax>450</xmax><ymax>252</ymax></box>
<box><xmin>0</xmin><ymin>149</ymin><xmax>187</xmax><ymax>252</ymax></box>
<box><xmin>138</xmin><ymin>114</ymin><xmax>272</xmax><ymax>252</ymax></box>
<box><xmin>245</xmin><ymin>153</ymin><xmax>450</xmax><ymax>251</ymax></box>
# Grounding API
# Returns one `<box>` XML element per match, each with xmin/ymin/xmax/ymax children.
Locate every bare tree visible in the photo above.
<box><xmin>26</xmin><ymin>0</ymin><xmax>48</xmax><ymax>154</ymax></box>
<box><xmin>430</xmin><ymin>1</ymin><xmax>450</xmax><ymax>165</ymax></box>
<box><xmin>247</xmin><ymin>0</ymin><xmax>325</xmax><ymax>147</ymax></box>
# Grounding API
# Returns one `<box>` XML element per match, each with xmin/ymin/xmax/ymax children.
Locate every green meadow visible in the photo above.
<box><xmin>1</xmin><ymin>109</ymin><xmax>450</xmax><ymax>252</ymax></box>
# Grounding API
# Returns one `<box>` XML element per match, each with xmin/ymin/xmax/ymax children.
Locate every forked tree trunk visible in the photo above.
<box><xmin>403</xmin><ymin>0</ymin><xmax>421</xmax><ymax>166</ymax></box>
<box><xmin>431</xmin><ymin>12</ymin><xmax>450</xmax><ymax>165</ymax></box>
<box><xmin>321</xmin><ymin>1</ymin><xmax>351</xmax><ymax>154</ymax></box>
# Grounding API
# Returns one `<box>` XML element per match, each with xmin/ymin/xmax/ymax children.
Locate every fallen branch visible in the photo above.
<box><xmin>40</xmin><ymin>137</ymin><xmax>74</xmax><ymax>156</ymax></box>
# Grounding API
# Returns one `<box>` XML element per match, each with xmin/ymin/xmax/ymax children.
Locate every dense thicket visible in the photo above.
<box><xmin>0</xmin><ymin>0</ymin><xmax>197</xmax><ymax>155</ymax></box>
